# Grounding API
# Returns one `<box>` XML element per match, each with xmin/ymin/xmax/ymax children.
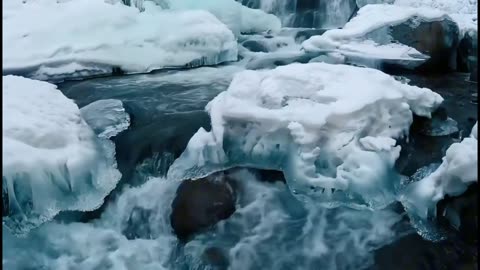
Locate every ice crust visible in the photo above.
<box><xmin>167</xmin><ymin>63</ymin><xmax>443</xmax><ymax>208</ymax></box>
<box><xmin>2</xmin><ymin>75</ymin><xmax>121</xmax><ymax>235</ymax></box>
<box><xmin>80</xmin><ymin>99</ymin><xmax>131</xmax><ymax>139</ymax></box>
<box><xmin>301</xmin><ymin>4</ymin><xmax>450</xmax><ymax>68</ymax></box>
<box><xmin>3</xmin><ymin>0</ymin><xmax>238</xmax><ymax>81</ymax></box>
<box><xmin>158</xmin><ymin>0</ymin><xmax>282</xmax><ymax>35</ymax></box>
<box><xmin>400</xmin><ymin>122</ymin><xmax>478</xmax><ymax>219</ymax></box>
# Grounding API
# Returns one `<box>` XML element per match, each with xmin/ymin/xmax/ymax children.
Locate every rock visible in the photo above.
<box><xmin>170</xmin><ymin>172</ymin><xmax>236</xmax><ymax>241</ymax></box>
<box><xmin>469</xmin><ymin>56</ymin><xmax>477</xmax><ymax>82</ymax></box>
<box><xmin>242</xmin><ymin>40</ymin><xmax>269</xmax><ymax>53</ymax></box>
<box><xmin>294</xmin><ymin>28</ymin><xmax>328</xmax><ymax>43</ymax></box>
<box><xmin>202</xmin><ymin>246</ymin><xmax>229</xmax><ymax>269</ymax></box>
<box><xmin>391</xmin><ymin>17</ymin><xmax>460</xmax><ymax>73</ymax></box>
<box><xmin>373</xmin><ymin>233</ymin><xmax>477</xmax><ymax>270</ymax></box>
<box><xmin>457</xmin><ymin>31</ymin><xmax>477</xmax><ymax>73</ymax></box>
<box><xmin>436</xmin><ymin>183</ymin><xmax>478</xmax><ymax>244</ymax></box>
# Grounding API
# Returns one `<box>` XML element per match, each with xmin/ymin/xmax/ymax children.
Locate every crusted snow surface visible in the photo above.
<box><xmin>167</xmin><ymin>63</ymin><xmax>443</xmax><ymax>208</ymax></box>
<box><xmin>2</xmin><ymin>76</ymin><xmax>121</xmax><ymax>235</ymax></box>
<box><xmin>301</xmin><ymin>4</ymin><xmax>449</xmax><ymax>68</ymax></box>
<box><xmin>394</xmin><ymin>0</ymin><xmax>478</xmax><ymax>36</ymax></box>
<box><xmin>80</xmin><ymin>99</ymin><xmax>131</xmax><ymax>139</ymax></box>
<box><xmin>3</xmin><ymin>0</ymin><xmax>237</xmax><ymax>81</ymax></box>
<box><xmin>158</xmin><ymin>0</ymin><xmax>282</xmax><ymax>35</ymax></box>
<box><xmin>400</xmin><ymin>122</ymin><xmax>478</xmax><ymax>220</ymax></box>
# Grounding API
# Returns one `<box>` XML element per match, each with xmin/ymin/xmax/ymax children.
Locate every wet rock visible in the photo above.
<box><xmin>437</xmin><ymin>183</ymin><xmax>478</xmax><ymax>244</ymax></box>
<box><xmin>242</xmin><ymin>40</ymin><xmax>269</xmax><ymax>53</ymax></box>
<box><xmin>469</xmin><ymin>57</ymin><xmax>477</xmax><ymax>82</ymax></box>
<box><xmin>294</xmin><ymin>28</ymin><xmax>328</xmax><ymax>43</ymax></box>
<box><xmin>391</xmin><ymin>17</ymin><xmax>460</xmax><ymax>73</ymax></box>
<box><xmin>202</xmin><ymin>246</ymin><xmax>229</xmax><ymax>269</ymax></box>
<box><xmin>170</xmin><ymin>172</ymin><xmax>236</xmax><ymax>241</ymax></box>
<box><xmin>373</xmin><ymin>233</ymin><xmax>477</xmax><ymax>270</ymax></box>
<box><xmin>457</xmin><ymin>31</ymin><xmax>477</xmax><ymax>73</ymax></box>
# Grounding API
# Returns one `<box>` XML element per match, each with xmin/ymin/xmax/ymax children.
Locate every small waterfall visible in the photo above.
<box><xmin>238</xmin><ymin>0</ymin><xmax>358</xmax><ymax>29</ymax></box>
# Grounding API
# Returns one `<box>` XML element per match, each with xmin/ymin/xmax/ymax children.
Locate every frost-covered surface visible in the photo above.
<box><xmin>3</xmin><ymin>170</ymin><xmax>406</xmax><ymax>270</ymax></box>
<box><xmin>400</xmin><ymin>122</ymin><xmax>478</xmax><ymax>219</ymax></box>
<box><xmin>3</xmin><ymin>0</ymin><xmax>237</xmax><ymax>81</ymax></box>
<box><xmin>159</xmin><ymin>0</ymin><xmax>281</xmax><ymax>35</ymax></box>
<box><xmin>302</xmin><ymin>4</ymin><xmax>448</xmax><ymax>68</ymax></box>
<box><xmin>394</xmin><ymin>0</ymin><xmax>478</xmax><ymax>35</ymax></box>
<box><xmin>80</xmin><ymin>99</ymin><xmax>131</xmax><ymax>139</ymax></box>
<box><xmin>2</xmin><ymin>75</ymin><xmax>121</xmax><ymax>235</ymax></box>
<box><xmin>167</xmin><ymin>63</ymin><xmax>443</xmax><ymax>208</ymax></box>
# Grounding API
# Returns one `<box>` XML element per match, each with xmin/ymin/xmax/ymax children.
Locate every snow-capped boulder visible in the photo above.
<box><xmin>167</xmin><ymin>63</ymin><xmax>443</xmax><ymax>208</ymax></box>
<box><xmin>2</xmin><ymin>75</ymin><xmax>122</xmax><ymax>235</ymax></box>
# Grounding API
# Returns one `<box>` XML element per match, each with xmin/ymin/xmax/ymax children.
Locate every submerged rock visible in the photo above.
<box><xmin>170</xmin><ymin>172</ymin><xmax>236</xmax><ymax>241</ymax></box>
<box><xmin>242</xmin><ymin>40</ymin><xmax>269</xmax><ymax>53</ymax></box>
<box><xmin>391</xmin><ymin>17</ymin><xmax>460</xmax><ymax>73</ymax></box>
<box><xmin>294</xmin><ymin>28</ymin><xmax>328</xmax><ymax>43</ymax></box>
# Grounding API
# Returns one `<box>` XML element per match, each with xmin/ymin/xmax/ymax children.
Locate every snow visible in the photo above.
<box><xmin>2</xmin><ymin>75</ymin><xmax>121</xmax><ymax>235</ymax></box>
<box><xmin>80</xmin><ymin>99</ymin><xmax>131</xmax><ymax>139</ymax></box>
<box><xmin>400</xmin><ymin>122</ymin><xmax>478</xmax><ymax>219</ymax></box>
<box><xmin>167</xmin><ymin>63</ymin><xmax>443</xmax><ymax>208</ymax></box>
<box><xmin>160</xmin><ymin>0</ymin><xmax>282</xmax><ymax>35</ymax></box>
<box><xmin>3</xmin><ymin>0</ymin><xmax>237</xmax><ymax>81</ymax></box>
<box><xmin>302</xmin><ymin>4</ymin><xmax>449</xmax><ymax>68</ymax></box>
<box><xmin>394</xmin><ymin>0</ymin><xmax>478</xmax><ymax>35</ymax></box>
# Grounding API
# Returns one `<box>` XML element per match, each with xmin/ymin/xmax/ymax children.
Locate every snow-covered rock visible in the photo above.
<box><xmin>2</xmin><ymin>75</ymin><xmax>121</xmax><ymax>235</ymax></box>
<box><xmin>167</xmin><ymin>63</ymin><xmax>443</xmax><ymax>208</ymax></box>
<box><xmin>80</xmin><ymin>99</ymin><xmax>131</xmax><ymax>139</ymax></box>
<box><xmin>302</xmin><ymin>4</ymin><xmax>459</xmax><ymax>72</ymax></box>
<box><xmin>400</xmin><ymin>122</ymin><xmax>478</xmax><ymax>219</ymax></box>
<box><xmin>3</xmin><ymin>0</ymin><xmax>237</xmax><ymax>81</ymax></box>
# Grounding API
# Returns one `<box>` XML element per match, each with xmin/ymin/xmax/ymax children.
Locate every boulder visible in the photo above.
<box><xmin>391</xmin><ymin>17</ymin><xmax>460</xmax><ymax>73</ymax></box>
<box><xmin>170</xmin><ymin>172</ymin><xmax>236</xmax><ymax>241</ymax></box>
<box><xmin>457</xmin><ymin>31</ymin><xmax>477</xmax><ymax>73</ymax></box>
<box><xmin>242</xmin><ymin>40</ymin><xmax>269</xmax><ymax>53</ymax></box>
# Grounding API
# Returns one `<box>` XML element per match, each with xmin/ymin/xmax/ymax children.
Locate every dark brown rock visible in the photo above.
<box><xmin>170</xmin><ymin>172</ymin><xmax>236</xmax><ymax>241</ymax></box>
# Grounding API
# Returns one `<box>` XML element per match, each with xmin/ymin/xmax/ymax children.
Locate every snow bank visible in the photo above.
<box><xmin>3</xmin><ymin>0</ymin><xmax>237</xmax><ymax>81</ymax></box>
<box><xmin>159</xmin><ymin>0</ymin><xmax>282</xmax><ymax>35</ymax></box>
<box><xmin>400</xmin><ymin>122</ymin><xmax>478</xmax><ymax>219</ymax></box>
<box><xmin>2</xmin><ymin>75</ymin><xmax>121</xmax><ymax>235</ymax></box>
<box><xmin>167</xmin><ymin>63</ymin><xmax>443</xmax><ymax>208</ymax></box>
<box><xmin>302</xmin><ymin>4</ymin><xmax>449</xmax><ymax>68</ymax></box>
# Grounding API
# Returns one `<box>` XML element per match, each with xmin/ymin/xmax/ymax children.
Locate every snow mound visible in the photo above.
<box><xmin>80</xmin><ymin>99</ymin><xmax>131</xmax><ymax>139</ymax></box>
<box><xmin>159</xmin><ymin>0</ymin><xmax>282</xmax><ymax>35</ymax></box>
<box><xmin>400</xmin><ymin>122</ymin><xmax>478</xmax><ymax>219</ymax></box>
<box><xmin>167</xmin><ymin>63</ymin><xmax>443</xmax><ymax>208</ymax></box>
<box><xmin>3</xmin><ymin>0</ymin><xmax>237</xmax><ymax>81</ymax></box>
<box><xmin>302</xmin><ymin>4</ymin><xmax>449</xmax><ymax>68</ymax></box>
<box><xmin>2</xmin><ymin>75</ymin><xmax>121</xmax><ymax>235</ymax></box>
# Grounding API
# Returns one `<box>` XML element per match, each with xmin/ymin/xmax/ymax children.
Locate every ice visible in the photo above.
<box><xmin>80</xmin><ymin>99</ymin><xmax>131</xmax><ymax>139</ymax></box>
<box><xmin>3</xmin><ymin>0</ymin><xmax>237</xmax><ymax>81</ymax></box>
<box><xmin>158</xmin><ymin>0</ymin><xmax>282</xmax><ymax>35</ymax></box>
<box><xmin>2</xmin><ymin>75</ymin><xmax>121</xmax><ymax>235</ymax></box>
<box><xmin>301</xmin><ymin>4</ymin><xmax>450</xmax><ymax>69</ymax></box>
<box><xmin>399</xmin><ymin>123</ymin><xmax>478</xmax><ymax>219</ymax></box>
<box><xmin>167</xmin><ymin>63</ymin><xmax>443</xmax><ymax>208</ymax></box>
